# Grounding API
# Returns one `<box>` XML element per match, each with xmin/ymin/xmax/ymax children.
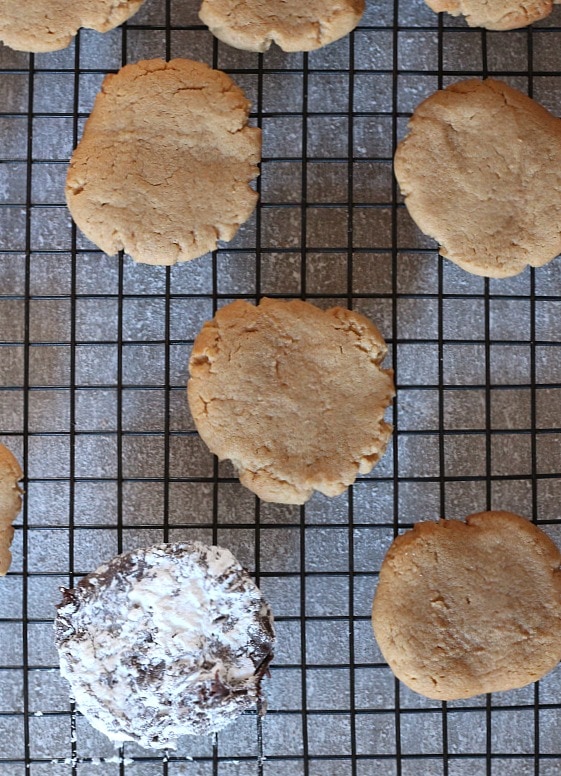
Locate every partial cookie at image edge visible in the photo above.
<box><xmin>394</xmin><ymin>78</ymin><xmax>561</xmax><ymax>278</ymax></box>
<box><xmin>0</xmin><ymin>0</ymin><xmax>145</xmax><ymax>53</ymax></box>
<box><xmin>199</xmin><ymin>0</ymin><xmax>365</xmax><ymax>52</ymax></box>
<box><xmin>0</xmin><ymin>443</ymin><xmax>23</xmax><ymax>576</ymax></box>
<box><xmin>425</xmin><ymin>0</ymin><xmax>560</xmax><ymax>31</ymax></box>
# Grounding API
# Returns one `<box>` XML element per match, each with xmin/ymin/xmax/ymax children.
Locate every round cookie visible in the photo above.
<box><xmin>424</xmin><ymin>0</ymin><xmax>559</xmax><ymax>30</ymax></box>
<box><xmin>187</xmin><ymin>298</ymin><xmax>395</xmax><ymax>505</ymax></box>
<box><xmin>372</xmin><ymin>511</ymin><xmax>561</xmax><ymax>700</ymax></box>
<box><xmin>394</xmin><ymin>79</ymin><xmax>561</xmax><ymax>278</ymax></box>
<box><xmin>199</xmin><ymin>0</ymin><xmax>365</xmax><ymax>52</ymax></box>
<box><xmin>0</xmin><ymin>443</ymin><xmax>23</xmax><ymax>576</ymax></box>
<box><xmin>0</xmin><ymin>0</ymin><xmax>145</xmax><ymax>53</ymax></box>
<box><xmin>55</xmin><ymin>542</ymin><xmax>275</xmax><ymax>748</ymax></box>
<box><xmin>66</xmin><ymin>59</ymin><xmax>261</xmax><ymax>266</ymax></box>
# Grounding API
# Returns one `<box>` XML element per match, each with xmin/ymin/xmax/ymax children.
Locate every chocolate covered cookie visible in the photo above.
<box><xmin>55</xmin><ymin>542</ymin><xmax>275</xmax><ymax>748</ymax></box>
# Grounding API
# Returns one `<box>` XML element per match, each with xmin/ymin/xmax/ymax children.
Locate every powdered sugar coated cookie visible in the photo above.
<box><xmin>55</xmin><ymin>542</ymin><xmax>275</xmax><ymax>748</ymax></box>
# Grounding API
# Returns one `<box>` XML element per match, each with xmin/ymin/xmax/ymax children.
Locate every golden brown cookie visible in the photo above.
<box><xmin>394</xmin><ymin>79</ymin><xmax>561</xmax><ymax>278</ymax></box>
<box><xmin>372</xmin><ymin>511</ymin><xmax>561</xmax><ymax>700</ymax></box>
<box><xmin>199</xmin><ymin>0</ymin><xmax>365</xmax><ymax>52</ymax></box>
<box><xmin>0</xmin><ymin>0</ymin><xmax>145</xmax><ymax>53</ymax></box>
<box><xmin>0</xmin><ymin>443</ymin><xmax>23</xmax><ymax>576</ymax></box>
<box><xmin>425</xmin><ymin>0</ymin><xmax>559</xmax><ymax>30</ymax></box>
<box><xmin>187</xmin><ymin>298</ymin><xmax>394</xmax><ymax>505</ymax></box>
<box><xmin>66</xmin><ymin>59</ymin><xmax>261</xmax><ymax>266</ymax></box>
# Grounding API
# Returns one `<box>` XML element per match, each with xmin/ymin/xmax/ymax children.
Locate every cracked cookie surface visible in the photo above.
<box><xmin>372</xmin><ymin>511</ymin><xmax>561</xmax><ymax>700</ymax></box>
<box><xmin>0</xmin><ymin>443</ymin><xmax>23</xmax><ymax>576</ymax></box>
<box><xmin>394</xmin><ymin>79</ymin><xmax>561</xmax><ymax>278</ymax></box>
<box><xmin>199</xmin><ymin>0</ymin><xmax>364</xmax><ymax>52</ymax></box>
<box><xmin>425</xmin><ymin>0</ymin><xmax>560</xmax><ymax>30</ymax></box>
<box><xmin>66</xmin><ymin>58</ymin><xmax>261</xmax><ymax>266</ymax></box>
<box><xmin>187</xmin><ymin>298</ymin><xmax>394</xmax><ymax>505</ymax></box>
<box><xmin>0</xmin><ymin>0</ymin><xmax>145</xmax><ymax>52</ymax></box>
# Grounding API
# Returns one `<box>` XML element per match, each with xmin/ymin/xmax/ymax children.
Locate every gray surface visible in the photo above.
<box><xmin>2</xmin><ymin>0</ymin><xmax>561</xmax><ymax>771</ymax></box>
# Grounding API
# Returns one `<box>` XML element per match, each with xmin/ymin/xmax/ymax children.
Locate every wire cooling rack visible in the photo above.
<box><xmin>3</xmin><ymin>0</ymin><xmax>561</xmax><ymax>774</ymax></box>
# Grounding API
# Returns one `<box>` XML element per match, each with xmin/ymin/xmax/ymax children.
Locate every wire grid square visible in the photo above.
<box><xmin>0</xmin><ymin>0</ymin><xmax>561</xmax><ymax>774</ymax></box>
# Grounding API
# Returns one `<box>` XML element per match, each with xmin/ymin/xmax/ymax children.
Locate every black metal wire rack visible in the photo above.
<box><xmin>3</xmin><ymin>0</ymin><xmax>561</xmax><ymax>773</ymax></box>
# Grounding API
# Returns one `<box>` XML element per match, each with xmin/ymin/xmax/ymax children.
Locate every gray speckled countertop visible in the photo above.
<box><xmin>2</xmin><ymin>0</ymin><xmax>561</xmax><ymax>772</ymax></box>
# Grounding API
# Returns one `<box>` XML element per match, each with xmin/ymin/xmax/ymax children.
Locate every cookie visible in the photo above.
<box><xmin>425</xmin><ymin>0</ymin><xmax>559</xmax><ymax>30</ymax></box>
<box><xmin>0</xmin><ymin>0</ymin><xmax>145</xmax><ymax>53</ymax></box>
<box><xmin>55</xmin><ymin>542</ymin><xmax>275</xmax><ymax>748</ymax></box>
<box><xmin>0</xmin><ymin>444</ymin><xmax>23</xmax><ymax>576</ymax></box>
<box><xmin>188</xmin><ymin>298</ymin><xmax>394</xmax><ymax>505</ymax></box>
<box><xmin>199</xmin><ymin>0</ymin><xmax>365</xmax><ymax>52</ymax></box>
<box><xmin>372</xmin><ymin>511</ymin><xmax>561</xmax><ymax>700</ymax></box>
<box><xmin>394</xmin><ymin>79</ymin><xmax>561</xmax><ymax>278</ymax></box>
<box><xmin>66</xmin><ymin>59</ymin><xmax>261</xmax><ymax>266</ymax></box>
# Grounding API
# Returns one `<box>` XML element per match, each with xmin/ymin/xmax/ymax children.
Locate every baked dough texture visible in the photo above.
<box><xmin>66</xmin><ymin>59</ymin><xmax>261</xmax><ymax>266</ymax></box>
<box><xmin>372</xmin><ymin>511</ymin><xmax>561</xmax><ymax>700</ymax></box>
<box><xmin>394</xmin><ymin>79</ymin><xmax>561</xmax><ymax>278</ymax></box>
<box><xmin>199</xmin><ymin>0</ymin><xmax>365</xmax><ymax>52</ymax></box>
<box><xmin>188</xmin><ymin>298</ymin><xmax>395</xmax><ymax>505</ymax></box>
<box><xmin>425</xmin><ymin>0</ymin><xmax>560</xmax><ymax>30</ymax></box>
<box><xmin>0</xmin><ymin>0</ymin><xmax>145</xmax><ymax>53</ymax></box>
<box><xmin>0</xmin><ymin>443</ymin><xmax>23</xmax><ymax>576</ymax></box>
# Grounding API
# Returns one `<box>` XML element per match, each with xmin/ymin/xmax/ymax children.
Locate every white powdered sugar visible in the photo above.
<box><xmin>54</xmin><ymin>542</ymin><xmax>275</xmax><ymax>749</ymax></box>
